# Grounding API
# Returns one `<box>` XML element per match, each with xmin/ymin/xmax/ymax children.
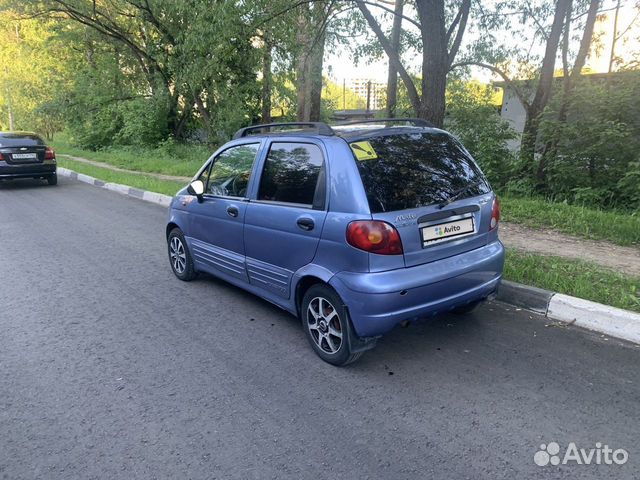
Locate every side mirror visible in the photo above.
<box><xmin>187</xmin><ymin>179</ymin><xmax>205</xmax><ymax>202</ymax></box>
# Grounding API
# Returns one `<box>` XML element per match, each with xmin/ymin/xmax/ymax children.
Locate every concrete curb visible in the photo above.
<box><xmin>59</xmin><ymin>166</ymin><xmax>640</xmax><ymax>346</ymax></box>
<box><xmin>497</xmin><ymin>280</ymin><xmax>640</xmax><ymax>345</ymax></box>
<box><xmin>57</xmin><ymin>167</ymin><xmax>174</xmax><ymax>208</ymax></box>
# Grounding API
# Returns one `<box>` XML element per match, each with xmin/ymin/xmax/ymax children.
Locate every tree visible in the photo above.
<box><xmin>295</xmin><ymin>1</ymin><xmax>334</xmax><ymax>121</ymax></box>
<box><xmin>386</xmin><ymin>0</ymin><xmax>404</xmax><ymax>118</ymax></box>
<box><xmin>356</xmin><ymin>0</ymin><xmax>472</xmax><ymax>127</ymax></box>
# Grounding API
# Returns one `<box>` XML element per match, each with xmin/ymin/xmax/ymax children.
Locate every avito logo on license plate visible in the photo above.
<box><xmin>12</xmin><ymin>153</ymin><xmax>37</xmax><ymax>159</ymax></box>
<box><xmin>421</xmin><ymin>217</ymin><xmax>475</xmax><ymax>246</ymax></box>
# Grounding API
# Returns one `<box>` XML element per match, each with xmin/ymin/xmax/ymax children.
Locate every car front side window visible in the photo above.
<box><xmin>206</xmin><ymin>143</ymin><xmax>260</xmax><ymax>198</ymax></box>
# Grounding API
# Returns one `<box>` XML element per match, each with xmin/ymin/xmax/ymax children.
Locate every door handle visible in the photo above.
<box><xmin>226</xmin><ymin>206</ymin><xmax>239</xmax><ymax>218</ymax></box>
<box><xmin>296</xmin><ymin>217</ymin><xmax>315</xmax><ymax>231</ymax></box>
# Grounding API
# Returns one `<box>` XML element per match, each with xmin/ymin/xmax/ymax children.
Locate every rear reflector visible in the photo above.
<box><xmin>346</xmin><ymin>220</ymin><xmax>403</xmax><ymax>255</ymax></box>
<box><xmin>45</xmin><ymin>147</ymin><xmax>55</xmax><ymax>160</ymax></box>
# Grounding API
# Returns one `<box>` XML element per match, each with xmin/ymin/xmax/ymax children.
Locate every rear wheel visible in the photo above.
<box><xmin>168</xmin><ymin>228</ymin><xmax>196</xmax><ymax>281</ymax></box>
<box><xmin>46</xmin><ymin>174</ymin><xmax>57</xmax><ymax>186</ymax></box>
<box><xmin>301</xmin><ymin>284</ymin><xmax>363</xmax><ymax>366</ymax></box>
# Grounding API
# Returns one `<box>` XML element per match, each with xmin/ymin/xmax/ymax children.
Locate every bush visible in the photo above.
<box><xmin>445</xmin><ymin>80</ymin><xmax>517</xmax><ymax>188</ymax></box>
<box><xmin>538</xmin><ymin>73</ymin><xmax>640</xmax><ymax>210</ymax></box>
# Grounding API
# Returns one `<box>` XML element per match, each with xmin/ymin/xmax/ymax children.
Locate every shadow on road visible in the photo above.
<box><xmin>0</xmin><ymin>178</ymin><xmax>54</xmax><ymax>190</ymax></box>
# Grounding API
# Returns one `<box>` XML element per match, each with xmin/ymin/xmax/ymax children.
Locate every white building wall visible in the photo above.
<box><xmin>500</xmin><ymin>87</ymin><xmax>526</xmax><ymax>151</ymax></box>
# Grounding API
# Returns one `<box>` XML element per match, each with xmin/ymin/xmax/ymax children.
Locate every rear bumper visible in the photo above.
<box><xmin>0</xmin><ymin>161</ymin><xmax>56</xmax><ymax>179</ymax></box>
<box><xmin>330</xmin><ymin>240</ymin><xmax>505</xmax><ymax>337</ymax></box>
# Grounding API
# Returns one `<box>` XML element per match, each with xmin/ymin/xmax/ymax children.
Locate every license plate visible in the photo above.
<box><xmin>12</xmin><ymin>153</ymin><xmax>37</xmax><ymax>159</ymax></box>
<box><xmin>421</xmin><ymin>217</ymin><xmax>475</xmax><ymax>245</ymax></box>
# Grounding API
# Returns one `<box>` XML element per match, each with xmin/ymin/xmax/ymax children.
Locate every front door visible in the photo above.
<box><xmin>187</xmin><ymin>142</ymin><xmax>261</xmax><ymax>282</ymax></box>
<box><xmin>244</xmin><ymin>141</ymin><xmax>328</xmax><ymax>298</ymax></box>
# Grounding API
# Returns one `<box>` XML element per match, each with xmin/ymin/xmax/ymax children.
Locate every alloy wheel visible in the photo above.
<box><xmin>307</xmin><ymin>297</ymin><xmax>343</xmax><ymax>354</ymax></box>
<box><xmin>170</xmin><ymin>236</ymin><xmax>187</xmax><ymax>274</ymax></box>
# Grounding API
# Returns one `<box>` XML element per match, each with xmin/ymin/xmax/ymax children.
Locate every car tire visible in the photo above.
<box><xmin>168</xmin><ymin>228</ymin><xmax>196</xmax><ymax>281</ymax></box>
<box><xmin>452</xmin><ymin>300</ymin><xmax>481</xmax><ymax>314</ymax></box>
<box><xmin>301</xmin><ymin>284</ymin><xmax>363</xmax><ymax>366</ymax></box>
<box><xmin>46</xmin><ymin>174</ymin><xmax>57</xmax><ymax>186</ymax></box>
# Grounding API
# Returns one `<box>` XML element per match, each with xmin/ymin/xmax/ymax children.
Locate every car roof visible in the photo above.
<box><xmin>231</xmin><ymin>119</ymin><xmax>448</xmax><ymax>143</ymax></box>
<box><xmin>0</xmin><ymin>131</ymin><xmax>41</xmax><ymax>138</ymax></box>
<box><xmin>332</xmin><ymin>125</ymin><xmax>447</xmax><ymax>142</ymax></box>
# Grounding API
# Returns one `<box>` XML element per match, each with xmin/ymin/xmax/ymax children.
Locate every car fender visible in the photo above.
<box><xmin>166</xmin><ymin>205</ymin><xmax>190</xmax><ymax>238</ymax></box>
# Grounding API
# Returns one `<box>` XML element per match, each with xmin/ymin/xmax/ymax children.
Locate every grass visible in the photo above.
<box><xmin>52</xmin><ymin>135</ymin><xmax>212</xmax><ymax>178</ymax></box>
<box><xmin>504</xmin><ymin>249</ymin><xmax>640</xmax><ymax>313</ymax></box>
<box><xmin>58</xmin><ymin>157</ymin><xmax>185</xmax><ymax>197</ymax></box>
<box><xmin>500</xmin><ymin>195</ymin><xmax>640</xmax><ymax>247</ymax></box>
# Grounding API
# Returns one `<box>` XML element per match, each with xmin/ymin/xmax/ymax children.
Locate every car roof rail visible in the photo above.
<box><xmin>335</xmin><ymin>118</ymin><xmax>435</xmax><ymax>128</ymax></box>
<box><xmin>232</xmin><ymin>122</ymin><xmax>335</xmax><ymax>139</ymax></box>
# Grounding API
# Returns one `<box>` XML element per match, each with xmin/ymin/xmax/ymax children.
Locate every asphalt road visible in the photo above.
<box><xmin>1</xmin><ymin>176</ymin><xmax>639</xmax><ymax>480</ymax></box>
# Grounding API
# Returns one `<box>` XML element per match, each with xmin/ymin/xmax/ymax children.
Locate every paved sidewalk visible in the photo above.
<box><xmin>500</xmin><ymin>222</ymin><xmax>640</xmax><ymax>277</ymax></box>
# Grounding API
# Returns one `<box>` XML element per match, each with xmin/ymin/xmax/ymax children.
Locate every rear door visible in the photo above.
<box><xmin>350</xmin><ymin>131</ymin><xmax>494</xmax><ymax>268</ymax></box>
<box><xmin>187</xmin><ymin>142</ymin><xmax>261</xmax><ymax>282</ymax></box>
<box><xmin>0</xmin><ymin>133</ymin><xmax>46</xmax><ymax>164</ymax></box>
<box><xmin>243</xmin><ymin>140</ymin><xmax>328</xmax><ymax>298</ymax></box>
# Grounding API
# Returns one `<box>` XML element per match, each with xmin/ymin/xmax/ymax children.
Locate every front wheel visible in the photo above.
<box><xmin>301</xmin><ymin>284</ymin><xmax>363</xmax><ymax>366</ymax></box>
<box><xmin>167</xmin><ymin>228</ymin><xmax>196</xmax><ymax>281</ymax></box>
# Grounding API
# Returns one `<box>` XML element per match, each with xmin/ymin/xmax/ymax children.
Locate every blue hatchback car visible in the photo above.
<box><xmin>166</xmin><ymin>119</ymin><xmax>504</xmax><ymax>365</ymax></box>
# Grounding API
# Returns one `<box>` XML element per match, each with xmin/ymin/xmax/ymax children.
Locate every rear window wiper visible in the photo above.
<box><xmin>437</xmin><ymin>180</ymin><xmax>484</xmax><ymax>209</ymax></box>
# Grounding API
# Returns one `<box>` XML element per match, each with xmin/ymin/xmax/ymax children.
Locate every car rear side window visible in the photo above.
<box><xmin>352</xmin><ymin>132</ymin><xmax>490</xmax><ymax>213</ymax></box>
<box><xmin>258</xmin><ymin>142</ymin><xmax>325</xmax><ymax>208</ymax></box>
<box><xmin>0</xmin><ymin>133</ymin><xmax>45</xmax><ymax>147</ymax></box>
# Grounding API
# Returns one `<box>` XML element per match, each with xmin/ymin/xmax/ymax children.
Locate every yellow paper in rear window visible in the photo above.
<box><xmin>350</xmin><ymin>141</ymin><xmax>378</xmax><ymax>161</ymax></box>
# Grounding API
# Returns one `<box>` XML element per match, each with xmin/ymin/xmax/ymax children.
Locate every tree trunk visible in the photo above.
<box><xmin>296</xmin><ymin>3</ymin><xmax>328</xmax><ymax>122</ymax></box>
<box><xmin>520</xmin><ymin>0</ymin><xmax>571</xmax><ymax>169</ymax></box>
<box><xmin>261</xmin><ymin>42</ymin><xmax>272</xmax><ymax>123</ymax></box>
<box><xmin>386</xmin><ymin>0</ymin><xmax>404</xmax><ymax>118</ymax></box>
<box><xmin>537</xmin><ymin>0</ymin><xmax>599</xmax><ymax>184</ymax></box>
<box><xmin>415</xmin><ymin>0</ymin><xmax>448</xmax><ymax>127</ymax></box>
<box><xmin>308</xmin><ymin>29</ymin><xmax>325</xmax><ymax>122</ymax></box>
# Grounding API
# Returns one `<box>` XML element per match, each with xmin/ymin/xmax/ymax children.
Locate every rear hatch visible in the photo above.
<box><xmin>350</xmin><ymin>129</ymin><xmax>494</xmax><ymax>267</ymax></box>
<box><xmin>0</xmin><ymin>133</ymin><xmax>46</xmax><ymax>164</ymax></box>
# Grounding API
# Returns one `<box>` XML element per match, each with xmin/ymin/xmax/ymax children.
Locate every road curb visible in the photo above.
<box><xmin>497</xmin><ymin>280</ymin><xmax>640</xmax><ymax>345</ymax></box>
<box><xmin>59</xmin><ymin>166</ymin><xmax>640</xmax><ymax>346</ymax></box>
<box><xmin>57</xmin><ymin>167</ymin><xmax>174</xmax><ymax>208</ymax></box>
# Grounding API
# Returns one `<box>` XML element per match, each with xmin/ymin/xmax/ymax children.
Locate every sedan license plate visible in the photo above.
<box><xmin>421</xmin><ymin>217</ymin><xmax>475</xmax><ymax>246</ymax></box>
<box><xmin>12</xmin><ymin>153</ymin><xmax>37</xmax><ymax>159</ymax></box>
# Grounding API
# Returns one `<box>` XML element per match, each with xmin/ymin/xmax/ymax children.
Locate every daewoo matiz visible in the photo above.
<box><xmin>166</xmin><ymin>119</ymin><xmax>504</xmax><ymax>365</ymax></box>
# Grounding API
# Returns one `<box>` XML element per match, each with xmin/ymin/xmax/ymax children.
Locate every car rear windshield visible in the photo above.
<box><xmin>0</xmin><ymin>133</ymin><xmax>45</xmax><ymax>147</ymax></box>
<box><xmin>351</xmin><ymin>132</ymin><xmax>490</xmax><ymax>213</ymax></box>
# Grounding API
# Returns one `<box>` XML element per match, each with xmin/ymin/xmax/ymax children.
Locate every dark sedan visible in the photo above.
<box><xmin>0</xmin><ymin>132</ymin><xmax>57</xmax><ymax>185</ymax></box>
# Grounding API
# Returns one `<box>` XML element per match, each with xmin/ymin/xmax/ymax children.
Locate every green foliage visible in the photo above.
<box><xmin>53</xmin><ymin>133</ymin><xmax>212</xmax><ymax>178</ymax></box>
<box><xmin>538</xmin><ymin>73</ymin><xmax>640</xmax><ymax>210</ymax></box>
<box><xmin>445</xmin><ymin>80</ymin><xmax>517</xmax><ymax>188</ymax></box>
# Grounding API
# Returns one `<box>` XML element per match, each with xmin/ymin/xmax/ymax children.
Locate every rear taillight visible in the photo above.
<box><xmin>490</xmin><ymin>197</ymin><xmax>500</xmax><ymax>231</ymax></box>
<box><xmin>346</xmin><ymin>220</ymin><xmax>403</xmax><ymax>255</ymax></box>
<box><xmin>0</xmin><ymin>152</ymin><xmax>4</xmax><ymax>161</ymax></box>
<box><xmin>45</xmin><ymin>147</ymin><xmax>55</xmax><ymax>160</ymax></box>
